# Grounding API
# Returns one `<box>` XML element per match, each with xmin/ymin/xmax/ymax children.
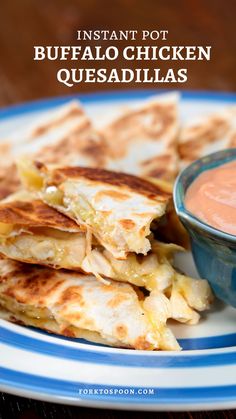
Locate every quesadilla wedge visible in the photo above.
<box><xmin>31</xmin><ymin>101</ymin><xmax>107</xmax><ymax>168</ymax></box>
<box><xmin>0</xmin><ymin>190</ymin><xmax>213</xmax><ymax>326</ymax></box>
<box><xmin>179</xmin><ymin>106</ymin><xmax>236</xmax><ymax>168</ymax></box>
<box><xmin>19</xmin><ymin>162</ymin><xmax>172</xmax><ymax>259</ymax></box>
<box><xmin>0</xmin><ymin>191</ymin><xmax>87</xmax><ymax>270</ymax></box>
<box><xmin>99</xmin><ymin>93</ymin><xmax>180</xmax><ymax>181</ymax></box>
<box><xmin>0</xmin><ymin>259</ymin><xmax>181</xmax><ymax>350</ymax></box>
<box><xmin>0</xmin><ymin>191</ymin><xmax>179</xmax><ymax>290</ymax></box>
<box><xmin>2</xmin><ymin>100</ymin><xmax>106</xmax><ymax>168</ymax></box>
<box><xmin>0</xmin><ymin>101</ymin><xmax>107</xmax><ymax>200</ymax></box>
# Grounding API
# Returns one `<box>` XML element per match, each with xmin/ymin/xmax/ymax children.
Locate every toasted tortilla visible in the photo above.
<box><xmin>0</xmin><ymin>193</ymin><xmax>81</xmax><ymax>232</ymax></box>
<box><xmin>0</xmin><ymin>189</ymin><xmax>213</xmax><ymax>332</ymax></box>
<box><xmin>0</xmin><ymin>192</ymin><xmax>88</xmax><ymax>271</ymax></box>
<box><xmin>179</xmin><ymin>107</ymin><xmax>236</xmax><ymax>168</ymax></box>
<box><xmin>0</xmin><ymin>191</ymin><xmax>177</xmax><ymax>290</ymax></box>
<box><xmin>0</xmin><ymin>258</ymin><xmax>182</xmax><ymax>350</ymax></box>
<box><xmin>19</xmin><ymin>162</ymin><xmax>172</xmax><ymax>259</ymax></box>
<box><xmin>0</xmin><ymin>94</ymin><xmax>178</xmax><ymax>204</ymax></box>
<box><xmin>0</xmin><ymin>164</ymin><xmax>20</xmax><ymax>200</ymax></box>
<box><xmin>0</xmin><ymin>101</ymin><xmax>107</xmax><ymax>200</ymax></box>
<box><xmin>99</xmin><ymin>93</ymin><xmax>180</xmax><ymax>181</ymax></box>
<box><xmin>6</xmin><ymin>101</ymin><xmax>104</xmax><ymax>166</ymax></box>
<box><xmin>17</xmin><ymin>101</ymin><xmax>108</xmax><ymax>169</ymax></box>
<box><xmin>31</xmin><ymin>103</ymin><xmax>107</xmax><ymax>168</ymax></box>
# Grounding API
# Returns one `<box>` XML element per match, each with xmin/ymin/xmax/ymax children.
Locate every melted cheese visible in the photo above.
<box><xmin>42</xmin><ymin>182</ymin><xmax>163</xmax><ymax>258</ymax></box>
<box><xmin>0</xmin><ymin>231</ymin><xmax>86</xmax><ymax>269</ymax></box>
<box><xmin>18</xmin><ymin>159</ymin><xmax>44</xmax><ymax>190</ymax></box>
<box><xmin>0</xmin><ymin>223</ymin><xmax>14</xmax><ymax>236</ymax></box>
<box><xmin>0</xmin><ymin>224</ymin><xmax>173</xmax><ymax>292</ymax></box>
<box><xmin>0</xmin><ymin>303</ymin><xmax>127</xmax><ymax>347</ymax></box>
<box><xmin>18</xmin><ymin>160</ymin><xmax>168</xmax><ymax>258</ymax></box>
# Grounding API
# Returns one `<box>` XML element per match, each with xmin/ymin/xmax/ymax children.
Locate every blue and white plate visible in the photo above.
<box><xmin>1</xmin><ymin>90</ymin><xmax>236</xmax><ymax>411</ymax></box>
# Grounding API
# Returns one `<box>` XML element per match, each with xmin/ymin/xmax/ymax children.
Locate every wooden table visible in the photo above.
<box><xmin>0</xmin><ymin>0</ymin><xmax>236</xmax><ymax>417</ymax></box>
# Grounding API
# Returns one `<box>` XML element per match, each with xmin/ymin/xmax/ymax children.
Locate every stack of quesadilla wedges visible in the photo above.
<box><xmin>1</xmin><ymin>93</ymin><xmax>225</xmax><ymax>350</ymax></box>
<box><xmin>0</xmin><ymin>161</ymin><xmax>213</xmax><ymax>351</ymax></box>
<box><xmin>0</xmin><ymin>93</ymin><xmax>180</xmax><ymax>199</ymax></box>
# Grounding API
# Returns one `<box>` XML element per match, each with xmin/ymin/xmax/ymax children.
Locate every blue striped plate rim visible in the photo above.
<box><xmin>0</xmin><ymin>90</ymin><xmax>236</xmax><ymax>120</ymax></box>
<box><xmin>1</xmin><ymin>367</ymin><xmax>236</xmax><ymax>405</ymax></box>
<box><xmin>1</xmin><ymin>325</ymin><xmax>236</xmax><ymax>367</ymax></box>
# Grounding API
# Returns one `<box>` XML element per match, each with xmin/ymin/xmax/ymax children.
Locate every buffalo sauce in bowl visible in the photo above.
<box><xmin>185</xmin><ymin>161</ymin><xmax>236</xmax><ymax>236</ymax></box>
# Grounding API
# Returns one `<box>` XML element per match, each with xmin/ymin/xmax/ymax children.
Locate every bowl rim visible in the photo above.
<box><xmin>174</xmin><ymin>148</ymin><xmax>236</xmax><ymax>244</ymax></box>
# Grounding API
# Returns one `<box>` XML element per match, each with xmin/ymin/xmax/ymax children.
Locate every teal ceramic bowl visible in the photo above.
<box><xmin>174</xmin><ymin>148</ymin><xmax>236</xmax><ymax>308</ymax></box>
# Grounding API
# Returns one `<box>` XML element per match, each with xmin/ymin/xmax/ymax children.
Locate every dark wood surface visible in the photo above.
<box><xmin>1</xmin><ymin>392</ymin><xmax>236</xmax><ymax>419</ymax></box>
<box><xmin>0</xmin><ymin>0</ymin><xmax>235</xmax><ymax>108</ymax></box>
<box><xmin>0</xmin><ymin>0</ymin><xmax>236</xmax><ymax>417</ymax></box>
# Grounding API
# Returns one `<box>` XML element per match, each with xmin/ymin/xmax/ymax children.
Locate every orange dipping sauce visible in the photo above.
<box><xmin>185</xmin><ymin>161</ymin><xmax>236</xmax><ymax>235</ymax></box>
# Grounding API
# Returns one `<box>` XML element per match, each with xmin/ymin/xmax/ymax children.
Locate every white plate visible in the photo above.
<box><xmin>1</xmin><ymin>90</ymin><xmax>236</xmax><ymax>411</ymax></box>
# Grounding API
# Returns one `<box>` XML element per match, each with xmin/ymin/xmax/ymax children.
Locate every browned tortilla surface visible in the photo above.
<box><xmin>0</xmin><ymin>199</ymin><xmax>81</xmax><ymax>231</ymax></box>
<box><xmin>38</xmin><ymin>164</ymin><xmax>172</xmax><ymax>202</ymax></box>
